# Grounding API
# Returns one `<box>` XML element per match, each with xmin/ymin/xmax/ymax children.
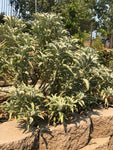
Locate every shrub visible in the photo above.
<box><xmin>97</xmin><ymin>49</ymin><xmax>113</xmax><ymax>68</ymax></box>
<box><xmin>1</xmin><ymin>84</ymin><xmax>44</xmax><ymax>129</ymax></box>
<box><xmin>46</xmin><ymin>93</ymin><xmax>85</xmax><ymax>125</ymax></box>
<box><xmin>92</xmin><ymin>36</ymin><xmax>103</xmax><ymax>50</ymax></box>
<box><xmin>0</xmin><ymin>14</ymin><xmax>70</xmax><ymax>86</ymax></box>
<box><xmin>1</xmin><ymin>13</ymin><xmax>113</xmax><ymax>128</ymax></box>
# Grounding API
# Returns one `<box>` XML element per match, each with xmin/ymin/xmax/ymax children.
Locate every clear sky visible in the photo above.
<box><xmin>0</xmin><ymin>0</ymin><xmax>12</xmax><ymax>16</ymax></box>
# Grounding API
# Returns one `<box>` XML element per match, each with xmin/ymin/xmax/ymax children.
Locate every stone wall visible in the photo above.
<box><xmin>1</xmin><ymin>107</ymin><xmax>113</xmax><ymax>150</ymax></box>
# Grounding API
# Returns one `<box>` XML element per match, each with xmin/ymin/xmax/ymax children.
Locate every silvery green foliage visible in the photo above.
<box><xmin>1</xmin><ymin>13</ymin><xmax>113</xmax><ymax>127</ymax></box>
<box><xmin>0</xmin><ymin>16</ymin><xmax>36</xmax><ymax>84</ymax></box>
<box><xmin>100</xmin><ymin>86</ymin><xmax>113</xmax><ymax>107</ymax></box>
<box><xmin>0</xmin><ymin>13</ymin><xmax>70</xmax><ymax>85</ymax></box>
<box><xmin>31</xmin><ymin>13</ymin><xmax>69</xmax><ymax>48</ymax></box>
<box><xmin>103</xmin><ymin>87</ymin><xmax>113</xmax><ymax>98</ymax></box>
<box><xmin>46</xmin><ymin>92</ymin><xmax>85</xmax><ymax>125</ymax></box>
<box><xmin>38</xmin><ymin>41</ymin><xmax>113</xmax><ymax>97</ymax></box>
<box><xmin>1</xmin><ymin>84</ymin><xmax>44</xmax><ymax>130</ymax></box>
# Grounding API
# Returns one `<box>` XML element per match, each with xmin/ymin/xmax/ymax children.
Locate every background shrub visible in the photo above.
<box><xmin>97</xmin><ymin>49</ymin><xmax>113</xmax><ymax>68</ymax></box>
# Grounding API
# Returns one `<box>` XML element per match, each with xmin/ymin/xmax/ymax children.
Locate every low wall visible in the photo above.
<box><xmin>1</xmin><ymin>107</ymin><xmax>113</xmax><ymax>150</ymax></box>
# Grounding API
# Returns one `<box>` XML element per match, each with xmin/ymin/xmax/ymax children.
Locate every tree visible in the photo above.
<box><xmin>95</xmin><ymin>0</ymin><xmax>113</xmax><ymax>48</ymax></box>
<box><xmin>10</xmin><ymin>0</ymin><xmax>34</xmax><ymax>19</ymax></box>
<box><xmin>61</xmin><ymin>0</ymin><xmax>98</xmax><ymax>45</ymax></box>
<box><xmin>10</xmin><ymin>0</ymin><xmax>57</xmax><ymax>19</ymax></box>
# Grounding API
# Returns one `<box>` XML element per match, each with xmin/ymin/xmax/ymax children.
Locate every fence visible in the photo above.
<box><xmin>0</xmin><ymin>0</ymin><xmax>37</xmax><ymax>17</ymax></box>
<box><xmin>0</xmin><ymin>0</ymin><xmax>14</xmax><ymax>16</ymax></box>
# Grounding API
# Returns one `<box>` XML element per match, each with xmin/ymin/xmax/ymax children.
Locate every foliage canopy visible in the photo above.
<box><xmin>0</xmin><ymin>13</ymin><xmax>113</xmax><ymax>129</ymax></box>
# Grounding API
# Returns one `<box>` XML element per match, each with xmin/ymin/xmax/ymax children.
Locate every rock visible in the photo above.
<box><xmin>40</xmin><ymin>116</ymin><xmax>91</xmax><ymax>150</ymax></box>
<box><xmin>80</xmin><ymin>137</ymin><xmax>110</xmax><ymax>150</ymax></box>
<box><xmin>89</xmin><ymin>108</ymin><xmax>113</xmax><ymax>138</ymax></box>
<box><xmin>1</xmin><ymin>107</ymin><xmax>113</xmax><ymax>149</ymax></box>
<box><xmin>0</xmin><ymin>120</ymin><xmax>39</xmax><ymax>150</ymax></box>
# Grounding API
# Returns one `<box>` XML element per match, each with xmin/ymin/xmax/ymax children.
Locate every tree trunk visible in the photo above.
<box><xmin>90</xmin><ymin>23</ymin><xmax>93</xmax><ymax>47</ymax></box>
<box><xmin>110</xmin><ymin>34</ymin><xmax>113</xmax><ymax>49</ymax></box>
<box><xmin>96</xmin><ymin>30</ymin><xmax>97</xmax><ymax>37</ymax></box>
<box><xmin>104</xmin><ymin>36</ymin><xmax>106</xmax><ymax>48</ymax></box>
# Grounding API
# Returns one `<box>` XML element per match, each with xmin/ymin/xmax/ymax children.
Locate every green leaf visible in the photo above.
<box><xmin>59</xmin><ymin>112</ymin><xmax>64</xmax><ymax>123</ymax></box>
<box><xmin>105</xmin><ymin>98</ymin><xmax>109</xmax><ymax>108</ymax></box>
<box><xmin>83</xmin><ymin>78</ymin><xmax>89</xmax><ymax>91</ymax></box>
<box><xmin>29</xmin><ymin>117</ymin><xmax>34</xmax><ymax>125</ymax></box>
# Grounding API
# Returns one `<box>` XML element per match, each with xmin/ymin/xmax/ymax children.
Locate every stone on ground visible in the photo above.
<box><xmin>80</xmin><ymin>137</ymin><xmax>110</xmax><ymax>150</ymax></box>
<box><xmin>90</xmin><ymin>108</ymin><xmax>113</xmax><ymax>138</ymax></box>
<box><xmin>40</xmin><ymin>116</ymin><xmax>91</xmax><ymax>150</ymax></box>
<box><xmin>0</xmin><ymin>120</ymin><xmax>38</xmax><ymax>150</ymax></box>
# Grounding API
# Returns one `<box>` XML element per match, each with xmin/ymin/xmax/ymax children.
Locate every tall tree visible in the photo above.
<box><xmin>96</xmin><ymin>0</ymin><xmax>113</xmax><ymax>47</ymax></box>
<box><xmin>10</xmin><ymin>0</ymin><xmax>34</xmax><ymax>19</ymax></box>
<box><xmin>10</xmin><ymin>0</ymin><xmax>57</xmax><ymax>19</ymax></box>
<box><xmin>61</xmin><ymin>0</ymin><xmax>97</xmax><ymax>43</ymax></box>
